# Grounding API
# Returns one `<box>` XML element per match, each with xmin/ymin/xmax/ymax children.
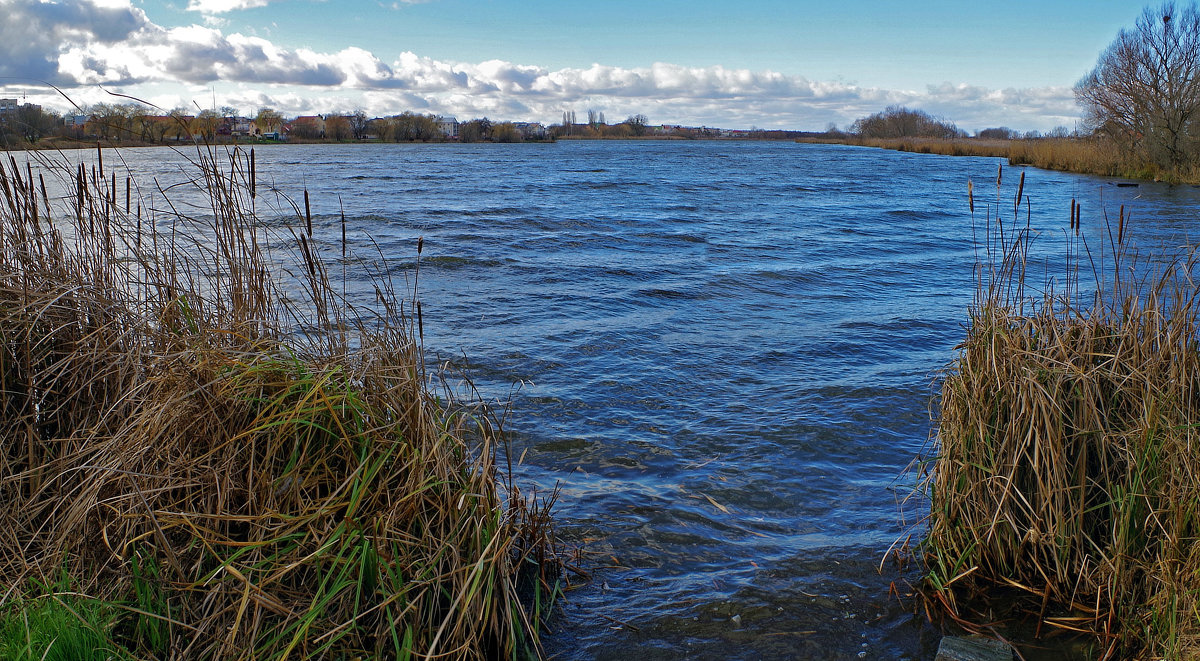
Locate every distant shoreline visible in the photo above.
<box><xmin>805</xmin><ymin>135</ymin><xmax>1187</xmax><ymax>184</ymax></box>
<box><xmin>3</xmin><ymin>132</ymin><xmax>825</xmax><ymax>152</ymax></box>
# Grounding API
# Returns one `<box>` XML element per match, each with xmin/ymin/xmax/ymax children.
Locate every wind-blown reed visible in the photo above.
<box><xmin>923</xmin><ymin>175</ymin><xmax>1200</xmax><ymax>658</ymax></box>
<box><xmin>0</xmin><ymin>145</ymin><xmax>560</xmax><ymax>659</ymax></box>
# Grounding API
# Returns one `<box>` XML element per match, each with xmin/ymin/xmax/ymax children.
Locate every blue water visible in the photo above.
<box><xmin>28</xmin><ymin>140</ymin><xmax>1200</xmax><ymax>659</ymax></box>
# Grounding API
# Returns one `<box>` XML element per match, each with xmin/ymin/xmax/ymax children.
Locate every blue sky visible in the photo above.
<box><xmin>0</xmin><ymin>0</ymin><xmax>1150</xmax><ymax>131</ymax></box>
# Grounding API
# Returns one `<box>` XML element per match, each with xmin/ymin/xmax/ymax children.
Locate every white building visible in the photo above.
<box><xmin>435</xmin><ymin>116</ymin><xmax>458</xmax><ymax>138</ymax></box>
<box><xmin>0</xmin><ymin>98</ymin><xmax>17</xmax><ymax>114</ymax></box>
<box><xmin>513</xmin><ymin>122</ymin><xmax>546</xmax><ymax>139</ymax></box>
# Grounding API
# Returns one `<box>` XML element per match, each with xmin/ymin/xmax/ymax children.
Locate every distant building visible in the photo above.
<box><xmin>0</xmin><ymin>98</ymin><xmax>17</xmax><ymax>114</ymax></box>
<box><xmin>513</xmin><ymin>122</ymin><xmax>546</xmax><ymax>139</ymax></box>
<box><xmin>220</xmin><ymin>116</ymin><xmax>256</xmax><ymax>137</ymax></box>
<box><xmin>256</xmin><ymin>116</ymin><xmax>283</xmax><ymax>139</ymax></box>
<box><xmin>435</xmin><ymin>116</ymin><xmax>458</xmax><ymax>138</ymax></box>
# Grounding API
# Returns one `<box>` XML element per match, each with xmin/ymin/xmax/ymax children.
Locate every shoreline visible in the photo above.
<box><xmin>802</xmin><ymin>135</ymin><xmax>1195</xmax><ymax>184</ymax></box>
<box><xmin>3</xmin><ymin>133</ymin><xmax>827</xmax><ymax>152</ymax></box>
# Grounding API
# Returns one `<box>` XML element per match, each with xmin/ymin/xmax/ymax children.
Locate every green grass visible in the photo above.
<box><xmin>0</xmin><ymin>594</ymin><xmax>129</xmax><ymax>661</ymax></box>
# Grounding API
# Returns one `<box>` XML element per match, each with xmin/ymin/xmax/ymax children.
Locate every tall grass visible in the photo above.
<box><xmin>0</xmin><ymin>145</ymin><xmax>561</xmax><ymax>659</ymax></box>
<box><xmin>847</xmin><ymin>136</ymin><xmax>1015</xmax><ymax>158</ymax></box>
<box><xmin>1006</xmin><ymin>138</ymin><xmax>1140</xmax><ymax>179</ymax></box>
<box><xmin>833</xmin><ymin>134</ymin><xmax>1200</xmax><ymax>183</ymax></box>
<box><xmin>921</xmin><ymin>173</ymin><xmax>1200</xmax><ymax>658</ymax></box>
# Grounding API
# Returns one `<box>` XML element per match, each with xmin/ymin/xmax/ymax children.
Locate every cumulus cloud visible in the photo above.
<box><xmin>3</xmin><ymin>0</ymin><xmax>1080</xmax><ymax>131</ymax></box>
<box><xmin>186</xmin><ymin>0</ymin><xmax>274</xmax><ymax>13</ymax></box>
<box><xmin>0</xmin><ymin>0</ymin><xmax>150</xmax><ymax>83</ymax></box>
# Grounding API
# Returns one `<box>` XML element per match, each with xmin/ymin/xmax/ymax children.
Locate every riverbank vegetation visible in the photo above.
<box><xmin>823</xmin><ymin>132</ymin><xmax>1164</xmax><ymax>180</ymax></box>
<box><xmin>0</xmin><ymin>146</ymin><xmax>562</xmax><ymax>659</ymax></box>
<box><xmin>920</xmin><ymin>174</ymin><xmax>1200</xmax><ymax>658</ymax></box>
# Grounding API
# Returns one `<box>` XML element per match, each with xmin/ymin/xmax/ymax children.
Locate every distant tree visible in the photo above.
<box><xmin>370</xmin><ymin>117</ymin><xmax>395</xmax><ymax>142</ymax></box>
<box><xmin>850</xmin><ymin>106</ymin><xmax>961</xmax><ymax>139</ymax></box>
<box><xmin>4</xmin><ymin>105</ymin><xmax>59</xmax><ymax>143</ymax></box>
<box><xmin>349</xmin><ymin>109</ymin><xmax>370</xmax><ymax>140</ymax></box>
<box><xmin>823</xmin><ymin>122</ymin><xmax>847</xmax><ymax>139</ymax></box>
<box><xmin>325</xmin><ymin>115</ymin><xmax>351</xmax><ymax>141</ymax></box>
<box><xmin>604</xmin><ymin>122</ymin><xmax>633</xmax><ymax>138</ymax></box>
<box><xmin>491</xmin><ymin>122</ymin><xmax>522</xmax><ymax>142</ymax></box>
<box><xmin>977</xmin><ymin>127</ymin><xmax>1016</xmax><ymax>140</ymax></box>
<box><xmin>623</xmin><ymin>114</ymin><xmax>648</xmax><ymax>136</ymax></box>
<box><xmin>192</xmin><ymin>109</ymin><xmax>222</xmax><ymax>141</ymax></box>
<box><xmin>1075</xmin><ymin>2</ymin><xmax>1200</xmax><ymax>168</ymax></box>
<box><xmin>164</xmin><ymin>107</ymin><xmax>193</xmax><ymax>141</ymax></box>
<box><xmin>389</xmin><ymin>111</ymin><xmax>440</xmax><ymax>141</ymax></box>
<box><xmin>459</xmin><ymin>118</ymin><xmax>492</xmax><ymax>142</ymax></box>
<box><xmin>89</xmin><ymin>103</ymin><xmax>141</xmax><ymax>139</ymax></box>
<box><xmin>254</xmin><ymin>107</ymin><xmax>284</xmax><ymax>136</ymax></box>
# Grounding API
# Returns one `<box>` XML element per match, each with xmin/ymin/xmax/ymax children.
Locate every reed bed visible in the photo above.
<box><xmin>922</xmin><ymin>176</ymin><xmax>1200</xmax><ymax>658</ymax></box>
<box><xmin>1006</xmin><ymin>138</ymin><xmax>1140</xmax><ymax>180</ymax></box>
<box><xmin>0</xmin><ymin>146</ymin><xmax>561</xmax><ymax>659</ymax></box>
<box><xmin>844</xmin><ymin>135</ymin><xmax>1200</xmax><ymax>184</ymax></box>
<box><xmin>853</xmin><ymin>137</ymin><xmax>1014</xmax><ymax>158</ymax></box>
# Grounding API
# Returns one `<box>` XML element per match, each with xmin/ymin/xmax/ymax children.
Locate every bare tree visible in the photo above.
<box><xmin>349</xmin><ymin>110</ymin><xmax>369</xmax><ymax>140</ymax></box>
<box><xmin>623</xmin><ymin>114</ymin><xmax>648</xmax><ymax>136</ymax></box>
<box><xmin>1076</xmin><ymin>2</ymin><xmax>1200</xmax><ymax>168</ymax></box>
<box><xmin>325</xmin><ymin>114</ymin><xmax>352</xmax><ymax>141</ymax></box>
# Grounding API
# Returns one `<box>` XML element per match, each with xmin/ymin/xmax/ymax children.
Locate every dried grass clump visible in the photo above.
<box><xmin>0</xmin><ymin>146</ymin><xmax>560</xmax><ymax>660</ymax></box>
<box><xmin>923</xmin><ymin>178</ymin><xmax>1200</xmax><ymax>658</ymax></box>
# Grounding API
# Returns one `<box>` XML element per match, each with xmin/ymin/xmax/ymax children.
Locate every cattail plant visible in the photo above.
<box><xmin>920</xmin><ymin>176</ymin><xmax>1200</xmax><ymax>658</ymax></box>
<box><xmin>0</xmin><ymin>145</ymin><xmax>562</xmax><ymax>660</ymax></box>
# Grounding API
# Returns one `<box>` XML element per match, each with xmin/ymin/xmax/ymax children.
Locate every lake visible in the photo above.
<box><xmin>25</xmin><ymin>139</ymin><xmax>1200</xmax><ymax>659</ymax></box>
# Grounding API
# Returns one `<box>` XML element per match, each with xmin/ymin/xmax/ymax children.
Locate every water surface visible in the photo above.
<box><xmin>31</xmin><ymin>140</ymin><xmax>1200</xmax><ymax>659</ymax></box>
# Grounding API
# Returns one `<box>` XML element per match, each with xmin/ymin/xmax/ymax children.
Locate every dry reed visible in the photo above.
<box><xmin>841</xmin><ymin>135</ymin><xmax>1200</xmax><ymax>184</ymax></box>
<box><xmin>921</xmin><ymin>174</ymin><xmax>1200</xmax><ymax>658</ymax></box>
<box><xmin>0</xmin><ymin>145</ymin><xmax>561</xmax><ymax>659</ymax></box>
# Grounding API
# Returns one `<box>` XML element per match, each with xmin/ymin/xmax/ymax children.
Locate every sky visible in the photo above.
<box><xmin>0</xmin><ymin>0</ymin><xmax>1151</xmax><ymax>132</ymax></box>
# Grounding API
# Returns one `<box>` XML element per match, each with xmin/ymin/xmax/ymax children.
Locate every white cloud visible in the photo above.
<box><xmin>1</xmin><ymin>0</ymin><xmax>1081</xmax><ymax>131</ymax></box>
<box><xmin>0</xmin><ymin>0</ymin><xmax>150</xmax><ymax>83</ymax></box>
<box><xmin>186</xmin><ymin>0</ymin><xmax>274</xmax><ymax>13</ymax></box>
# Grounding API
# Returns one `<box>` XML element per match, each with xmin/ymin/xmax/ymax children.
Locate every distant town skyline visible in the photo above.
<box><xmin>0</xmin><ymin>0</ymin><xmax>1150</xmax><ymax>132</ymax></box>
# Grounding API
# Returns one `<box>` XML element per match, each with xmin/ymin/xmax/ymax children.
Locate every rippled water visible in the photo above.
<box><xmin>26</xmin><ymin>140</ymin><xmax>1200</xmax><ymax>659</ymax></box>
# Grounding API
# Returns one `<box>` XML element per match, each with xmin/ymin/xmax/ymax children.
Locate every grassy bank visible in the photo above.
<box><xmin>0</xmin><ymin>146</ymin><xmax>561</xmax><ymax>659</ymax></box>
<box><xmin>921</xmin><ymin>180</ymin><xmax>1200</xmax><ymax>658</ymax></box>
<box><xmin>809</xmin><ymin>135</ymin><xmax>1200</xmax><ymax>184</ymax></box>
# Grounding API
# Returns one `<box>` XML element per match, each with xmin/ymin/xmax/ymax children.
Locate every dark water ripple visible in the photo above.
<box><xmin>37</xmin><ymin>140</ymin><xmax>1200</xmax><ymax>659</ymax></box>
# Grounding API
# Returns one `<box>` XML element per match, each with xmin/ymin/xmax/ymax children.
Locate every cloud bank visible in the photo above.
<box><xmin>0</xmin><ymin>0</ymin><xmax>1080</xmax><ymax>131</ymax></box>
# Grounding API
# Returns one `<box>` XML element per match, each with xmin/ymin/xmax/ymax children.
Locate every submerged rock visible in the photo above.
<box><xmin>935</xmin><ymin>636</ymin><xmax>1014</xmax><ymax>661</ymax></box>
